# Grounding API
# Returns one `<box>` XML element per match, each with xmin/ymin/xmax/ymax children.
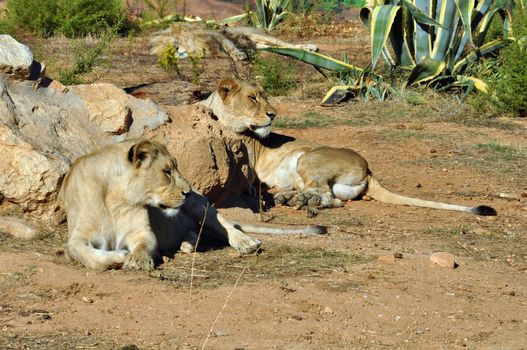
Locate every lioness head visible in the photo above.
<box><xmin>127</xmin><ymin>140</ymin><xmax>191</xmax><ymax>217</ymax></box>
<box><xmin>212</xmin><ymin>78</ymin><xmax>277</xmax><ymax>138</ymax></box>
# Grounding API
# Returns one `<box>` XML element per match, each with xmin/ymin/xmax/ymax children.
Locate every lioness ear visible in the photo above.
<box><xmin>217</xmin><ymin>78</ymin><xmax>241</xmax><ymax>101</ymax></box>
<box><xmin>128</xmin><ymin>140</ymin><xmax>158</xmax><ymax>168</ymax></box>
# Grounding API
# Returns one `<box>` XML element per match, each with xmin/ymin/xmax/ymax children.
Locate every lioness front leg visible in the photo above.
<box><xmin>182</xmin><ymin>192</ymin><xmax>261</xmax><ymax>254</ymax></box>
<box><xmin>122</xmin><ymin>230</ymin><xmax>158</xmax><ymax>271</ymax></box>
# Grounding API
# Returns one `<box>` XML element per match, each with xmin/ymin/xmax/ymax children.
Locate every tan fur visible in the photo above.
<box><xmin>59</xmin><ymin>139</ymin><xmax>263</xmax><ymax>271</ymax></box>
<box><xmin>200</xmin><ymin>78</ymin><xmax>497</xmax><ymax>216</ymax></box>
<box><xmin>150</xmin><ymin>23</ymin><xmax>317</xmax><ymax>61</ymax></box>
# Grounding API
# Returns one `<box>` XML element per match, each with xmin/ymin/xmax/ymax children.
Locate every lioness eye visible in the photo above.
<box><xmin>249</xmin><ymin>95</ymin><xmax>257</xmax><ymax>102</ymax></box>
<box><xmin>163</xmin><ymin>168</ymin><xmax>171</xmax><ymax>176</ymax></box>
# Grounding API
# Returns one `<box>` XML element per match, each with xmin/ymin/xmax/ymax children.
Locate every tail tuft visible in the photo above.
<box><xmin>471</xmin><ymin>205</ymin><xmax>497</xmax><ymax>216</ymax></box>
<box><xmin>305</xmin><ymin>225</ymin><xmax>327</xmax><ymax>235</ymax></box>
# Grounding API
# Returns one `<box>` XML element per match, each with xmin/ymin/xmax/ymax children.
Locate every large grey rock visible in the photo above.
<box><xmin>0</xmin><ymin>35</ymin><xmax>33</xmax><ymax>80</ymax></box>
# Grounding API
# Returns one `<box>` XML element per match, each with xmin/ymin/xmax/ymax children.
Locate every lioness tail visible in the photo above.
<box><xmin>231</xmin><ymin>222</ymin><xmax>327</xmax><ymax>235</ymax></box>
<box><xmin>365</xmin><ymin>175</ymin><xmax>497</xmax><ymax>216</ymax></box>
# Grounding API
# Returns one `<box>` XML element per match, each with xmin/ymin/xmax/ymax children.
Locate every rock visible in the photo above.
<box><xmin>0</xmin><ymin>35</ymin><xmax>33</xmax><ymax>80</ymax></box>
<box><xmin>69</xmin><ymin>83</ymin><xmax>169</xmax><ymax>136</ymax></box>
<box><xmin>430</xmin><ymin>252</ymin><xmax>457</xmax><ymax>268</ymax></box>
<box><xmin>323</xmin><ymin>306</ymin><xmax>334</xmax><ymax>314</ymax></box>
<box><xmin>393</xmin><ymin>252</ymin><xmax>403</xmax><ymax>259</ymax></box>
<box><xmin>0</xmin><ymin>216</ymin><xmax>38</xmax><ymax>239</ymax></box>
<box><xmin>145</xmin><ymin>104</ymin><xmax>254</xmax><ymax>206</ymax></box>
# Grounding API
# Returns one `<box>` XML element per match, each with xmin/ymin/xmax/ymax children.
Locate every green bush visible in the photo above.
<box><xmin>494</xmin><ymin>10</ymin><xmax>527</xmax><ymax>117</ymax></box>
<box><xmin>4</xmin><ymin>0</ymin><xmax>128</xmax><ymax>38</ymax></box>
<box><xmin>253</xmin><ymin>54</ymin><xmax>296</xmax><ymax>96</ymax></box>
<box><xmin>5</xmin><ymin>0</ymin><xmax>59</xmax><ymax>37</ymax></box>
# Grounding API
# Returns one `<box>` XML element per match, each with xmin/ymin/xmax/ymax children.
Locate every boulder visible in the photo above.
<box><xmin>145</xmin><ymin>104</ymin><xmax>254</xmax><ymax>206</ymax></box>
<box><xmin>0</xmin><ymin>35</ymin><xmax>33</xmax><ymax>80</ymax></box>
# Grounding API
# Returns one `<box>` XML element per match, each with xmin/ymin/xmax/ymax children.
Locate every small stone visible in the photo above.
<box><xmin>291</xmin><ymin>314</ymin><xmax>303</xmax><ymax>321</ymax></box>
<box><xmin>430</xmin><ymin>252</ymin><xmax>457</xmax><ymax>268</ymax></box>
<box><xmin>162</xmin><ymin>256</ymin><xmax>170</xmax><ymax>264</ymax></box>
<box><xmin>393</xmin><ymin>252</ymin><xmax>403</xmax><ymax>259</ymax></box>
<box><xmin>82</xmin><ymin>297</ymin><xmax>94</xmax><ymax>304</ymax></box>
<box><xmin>415</xmin><ymin>183</ymin><xmax>422</xmax><ymax>188</ymax></box>
<box><xmin>362</xmin><ymin>195</ymin><xmax>372</xmax><ymax>201</ymax></box>
<box><xmin>377</xmin><ymin>255</ymin><xmax>396</xmax><ymax>264</ymax></box>
<box><xmin>430</xmin><ymin>149</ymin><xmax>437</xmax><ymax>153</ymax></box>
<box><xmin>323</xmin><ymin>306</ymin><xmax>334</xmax><ymax>314</ymax></box>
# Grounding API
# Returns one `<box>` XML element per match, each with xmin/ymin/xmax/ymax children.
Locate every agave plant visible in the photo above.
<box><xmin>249</xmin><ymin>0</ymin><xmax>291</xmax><ymax>30</ymax></box>
<box><xmin>360</xmin><ymin>0</ymin><xmax>514</xmax><ymax>90</ymax></box>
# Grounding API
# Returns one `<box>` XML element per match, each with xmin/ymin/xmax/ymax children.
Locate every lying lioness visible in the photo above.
<box><xmin>198</xmin><ymin>78</ymin><xmax>497</xmax><ymax>216</ymax></box>
<box><xmin>60</xmin><ymin>139</ymin><xmax>325</xmax><ymax>271</ymax></box>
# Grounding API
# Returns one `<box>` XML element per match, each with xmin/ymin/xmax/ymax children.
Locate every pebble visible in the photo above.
<box><xmin>393</xmin><ymin>252</ymin><xmax>403</xmax><ymax>259</ymax></box>
<box><xmin>82</xmin><ymin>296</ymin><xmax>94</xmax><ymax>304</ymax></box>
<box><xmin>430</xmin><ymin>252</ymin><xmax>457</xmax><ymax>268</ymax></box>
<box><xmin>323</xmin><ymin>306</ymin><xmax>334</xmax><ymax>314</ymax></box>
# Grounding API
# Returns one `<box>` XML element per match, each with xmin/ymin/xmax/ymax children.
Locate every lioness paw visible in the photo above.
<box><xmin>274</xmin><ymin>191</ymin><xmax>297</xmax><ymax>206</ymax></box>
<box><xmin>230</xmin><ymin>235</ymin><xmax>261</xmax><ymax>254</ymax></box>
<box><xmin>124</xmin><ymin>251</ymin><xmax>154</xmax><ymax>271</ymax></box>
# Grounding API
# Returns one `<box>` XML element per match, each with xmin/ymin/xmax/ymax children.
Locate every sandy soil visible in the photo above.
<box><xmin>1</xmin><ymin>8</ymin><xmax>527</xmax><ymax>350</ymax></box>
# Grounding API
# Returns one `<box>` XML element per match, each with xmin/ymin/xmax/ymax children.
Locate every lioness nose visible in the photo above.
<box><xmin>266</xmin><ymin>111</ymin><xmax>276</xmax><ymax>120</ymax></box>
<box><xmin>182</xmin><ymin>186</ymin><xmax>191</xmax><ymax>196</ymax></box>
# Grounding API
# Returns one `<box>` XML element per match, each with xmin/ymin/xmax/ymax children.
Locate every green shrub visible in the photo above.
<box><xmin>253</xmin><ymin>54</ymin><xmax>296</xmax><ymax>96</ymax></box>
<box><xmin>4</xmin><ymin>0</ymin><xmax>128</xmax><ymax>38</ymax></box>
<box><xmin>57</xmin><ymin>0</ymin><xmax>126</xmax><ymax>37</ymax></box>
<box><xmin>5</xmin><ymin>0</ymin><xmax>59</xmax><ymax>37</ymax></box>
<box><xmin>58</xmin><ymin>27</ymin><xmax>118</xmax><ymax>85</ymax></box>
<box><xmin>494</xmin><ymin>10</ymin><xmax>527</xmax><ymax>117</ymax></box>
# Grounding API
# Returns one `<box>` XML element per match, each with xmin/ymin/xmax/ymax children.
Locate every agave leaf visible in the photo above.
<box><xmin>465</xmin><ymin>76</ymin><xmax>488</xmax><ymax>93</ymax></box>
<box><xmin>475</xmin><ymin>8</ymin><xmax>512</xmax><ymax>46</ymax></box>
<box><xmin>401</xmin><ymin>0</ymin><xmax>444</xmax><ymax>27</ymax></box>
<box><xmin>389</xmin><ymin>6</ymin><xmax>415</xmax><ymax>66</ymax></box>
<box><xmin>413</xmin><ymin>0</ymin><xmax>433</xmax><ymax>61</ymax></box>
<box><xmin>453</xmin><ymin>38</ymin><xmax>509</xmax><ymax>72</ymax></box>
<box><xmin>371</xmin><ymin>5</ymin><xmax>401</xmax><ymax>69</ymax></box>
<box><xmin>321</xmin><ymin>85</ymin><xmax>357</xmax><ymax>106</ymax></box>
<box><xmin>206</xmin><ymin>13</ymin><xmax>249</xmax><ymax>26</ymax></box>
<box><xmin>431</xmin><ymin>0</ymin><xmax>458</xmax><ymax>61</ymax></box>
<box><xmin>408</xmin><ymin>58</ymin><xmax>446</xmax><ymax>85</ymax></box>
<box><xmin>455</xmin><ymin>0</ymin><xmax>475</xmax><ymax>48</ymax></box>
<box><xmin>268</xmin><ymin>10</ymin><xmax>290</xmax><ymax>30</ymax></box>
<box><xmin>260</xmin><ymin>47</ymin><xmax>364</xmax><ymax>72</ymax></box>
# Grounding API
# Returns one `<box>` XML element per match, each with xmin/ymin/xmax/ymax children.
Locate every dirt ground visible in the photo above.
<box><xmin>2</xmin><ymin>8</ymin><xmax>527</xmax><ymax>350</ymax></box>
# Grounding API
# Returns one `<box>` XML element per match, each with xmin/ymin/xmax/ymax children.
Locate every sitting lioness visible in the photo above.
<box><xmin>60</xmin><ymin>139</ymin><xmax>324</xmax><ymax>271</ymax></box>
<box><xmin>198</xmin><ymin>78</ymin><xmax>497</xmax><ymax>216</ymax></box>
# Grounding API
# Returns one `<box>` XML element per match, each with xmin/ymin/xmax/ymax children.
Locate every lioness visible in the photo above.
<box><xmin>60</xmin><ymin>139</ymin><xmax>324</xmax><ymax>271</ymax></box>
<box><xmin>198</xmin><ymin>78</ymin><xmax>497</xmax><ymax>216</ymax></box>
<box><xmin>150</xmin><ymin>23</ymin><xmax>317</xmax><ymax>61</ymax></box>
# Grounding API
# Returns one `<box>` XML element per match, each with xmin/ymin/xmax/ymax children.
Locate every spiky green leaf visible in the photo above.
<box><xmin>260</xmin><ymin>47</ymin><xmax>363</xmax><ymax>72</ymax></box>
<box><xmin>371</xmin><ymin>5</ymin><xmax>401</xmax><ymax>69</ymax></box>
<box><xmin>408</xmin><ymin>58</ymin><xmax>446</xmax><ymax>85</ymax></box>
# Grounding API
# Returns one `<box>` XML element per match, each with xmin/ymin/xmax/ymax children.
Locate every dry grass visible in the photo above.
<box><xmin>152</xmin><ymin>243</ymin><xmax>374</xmax><ymax>289</ymax></box>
